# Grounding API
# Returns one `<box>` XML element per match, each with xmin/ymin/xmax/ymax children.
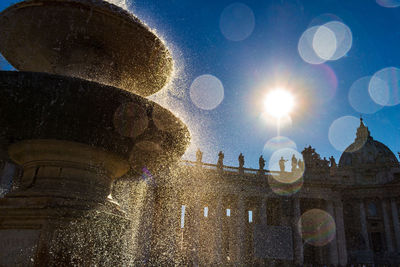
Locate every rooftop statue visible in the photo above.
<box><xmin>291</xmin><ymin>154</ymin><xmax>297</xmax><ymax>172</ymax></box>
<box><xmin>196</xmin><ymin>148</ymin><xmax>203</xmax><ymax>163</ymax></box>
<box><xmin>298</xmin><ymin>159</ymin><xmax>305</xmax><ymax>172</ymax></box>
<box><xmin>259</xmin><ymin>155</ymin><xmax>265</xmax><ymax>170</ymax></box>
<box><xmin>217</xmin><ymin>151</ymin><xmax>224</xmax><ymax>169</ymax></box>
<box><xmin>279</xmin><ymin>156</ymin><xmax>287</xmax><ymax>172</ymax></box>
<box><xmin>238</xmin><ymin>153</ymin><xmax>245</xmax><ymax>169</ymax></box>
<box><xmin>329</xmin><ymin>156</ymin><xmax>337</xmax><ymax>168</ymax></box>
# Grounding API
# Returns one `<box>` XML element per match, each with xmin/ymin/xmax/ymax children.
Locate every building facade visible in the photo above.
<box><xmin>157</xmin><ymin>119</ymin><xmax>400</xmax><ymax>266</ymax></box>
<box><xmin>1</xmin><ymin>119</ymin><xmax>400</xmax><ymax>266</ymax></box>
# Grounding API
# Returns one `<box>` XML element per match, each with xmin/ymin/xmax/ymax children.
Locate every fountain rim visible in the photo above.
<box><xmin>1</xmin><ymin>0</ymin><xmax>146</xmax><ymax>32</ymax></box>
<box><xmin>0</xmin><ymin>70</ymin><xmax>191</xmax><ymax>171</ymax></box>
<box><xmin>0</xmin><ymin>0</ymin><xmax>174</xmax><ymax>96</ymax></box>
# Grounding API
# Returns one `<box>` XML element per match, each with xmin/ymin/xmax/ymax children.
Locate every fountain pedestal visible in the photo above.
<box><xmin>0</xmin><ymin>139</ymin><xmax>131</xmax><ymax>266</ymax></box>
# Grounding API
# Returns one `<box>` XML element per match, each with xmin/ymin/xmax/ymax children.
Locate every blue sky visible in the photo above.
<box><xmin>2</xmin><ymin>0</ymin><xmax>400</xmax><ymax>169</ymax></box>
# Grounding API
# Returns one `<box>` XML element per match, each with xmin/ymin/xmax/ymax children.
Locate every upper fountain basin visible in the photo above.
<box><xmin>0</xmin><ymin>0</ymin><xmax>173</xmax><ymax>96</ymax></box>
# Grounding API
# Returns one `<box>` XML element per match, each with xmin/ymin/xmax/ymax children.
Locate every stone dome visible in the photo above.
<box><xmin>338</xmin><ymin>119</ymin><xmax>398</xmax><ymax>168</ymax></box>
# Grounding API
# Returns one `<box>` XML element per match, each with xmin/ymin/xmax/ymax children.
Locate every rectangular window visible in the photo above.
<box><xmin>181</xmin><ymin>205</ymin><xmax>186</xmax><ymax>228</ymax></box>
<box><xmin>204</xmin><ymin>206</ymin><xmax>208</xmax><ymax>217</ymax></box>
<box><xmin>226</xmin><ymin>208</ymin><xmax>231</xmax><ymax>217</ymax></box>
<box><xmin>248</xmin><ymin>210</ymin><xmax>253</xmax><ymax>223</ymax></box>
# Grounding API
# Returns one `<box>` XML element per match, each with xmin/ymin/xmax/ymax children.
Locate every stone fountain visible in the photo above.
<box><xmin>0</xmin><ymin>0</ymin><xmax>190</xmax><ymax>265</ymax></box>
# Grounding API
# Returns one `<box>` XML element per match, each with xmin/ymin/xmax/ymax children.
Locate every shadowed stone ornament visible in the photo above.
<box><xmin>0</xmin><ymin>0</ymin><xmax>189</xmax><ymax>265</ymax></box>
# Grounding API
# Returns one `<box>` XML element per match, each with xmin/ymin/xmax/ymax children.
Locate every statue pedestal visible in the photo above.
<box><xmin>0</xmin><ymin>140</ymin><xmax>132</xmax><ymax>266</ymax></box>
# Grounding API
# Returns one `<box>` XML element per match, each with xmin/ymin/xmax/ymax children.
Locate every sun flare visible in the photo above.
<box><xmin>263</xmin><ymin>89</ymin><xmax>294</xmax><ymax>118</ymax></box>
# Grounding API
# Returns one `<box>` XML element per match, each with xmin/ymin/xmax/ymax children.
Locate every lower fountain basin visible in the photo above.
<box><xmin>0</xmin><ymin>71</ymin><xmax>190</xmax><ymax>173</ymax></box>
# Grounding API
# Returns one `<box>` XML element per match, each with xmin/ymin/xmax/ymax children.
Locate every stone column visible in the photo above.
<box><xmin>293</xmin><ymin>198</ymin><xmax>303</xmax><ymax>265</ymax></box>
<box><xmin>381</xmin><ymin>199</ymin><xmax>394</xmax><ymax>252</ymax></box>
<box><xmin>0</xmin><ymin>161</ymin><xmax>15</xmax><ymax>196</ymax></box>
<box><xmin>334</xmin><ymin>200</ymin><xmax>348</xmax><ymax>266</ymax></box>
<box><xmin>237</xmin><ymin>195</ymin><xmax>246</xmax><ymax>264</ymax></box>
<box><xmin>390</xmin><ymin>198</ymin><xmax>400</xmax><ymax>253</ymax></box>
<box><xmin>216</xmin><ymin>196</ymin><xmax>224</xmax><ymax>263</ymax></box>
<box><xmin>326</xmin><ymin>200</ymin><xmax>339</xmax><ymax>266</ymax></box>
<box><xmin>359</xmin><ymin>200</ymin><xmax>370</xmax><ymax>250</ymax></box>
<box><xmin>260</xmin><ymin>197</ymin><xmax>267</xmax><ymax>224</ymax></box>
<box><xmin>192</xmin><ymin>198</ymin><xmax>201</xmax><ymax>265</ymax></box>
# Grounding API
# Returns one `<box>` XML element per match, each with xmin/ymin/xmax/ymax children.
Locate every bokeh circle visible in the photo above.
<box><xmin>376</xmin><ymin>0</ymin><xmax>400</xmax><ymax>8</ymax></box>
<box><xmin>263</xmin><ymin>136</ymin><xmax>297</xmax><ymax>154</ymax></box>
<box><xmin>312</xmin><ymin>25</ymin><xmax>337</xmax><ymax>60</ymax></box>
<box><xmin>113</xmin><ymin>102</ymin><xmax>148</xmax><ymax>138</ymax></box>
<box><xmin>369</xmin><ymin>67</ymin><xmax>400</xmax><ymax>106</ymax></box>
<box><xmin>190</xmin><ymin>74</ymin><xmax>224</xmax><ymax>110</ymax></box>
<box><xmin>348</xmin><ymin>76</ymin><xmax>384</xmax><ymax>114</ymax></box>
<box><xmin>299</xmin><ymin>21</ymin><xmax>352</xmax><ymax>63</ymax></box>
<box><xmin>298</xmin><ymin>26</ymin><xmax>326</xmax><ymax>65</ymax></box>
<box><xmin>268</xmin><ymin>175</ymin><xmax>303</xmax><ymax>196</ymax></box>
<box><xmin>219</xmin><ymin>3</ymin><xmax>255</xmax><ymax>41</ymax></box>
<box><xmin>328</xmin><ymin>115</ymin><xmax>361</xmax><ymax>152</ymax></box>
<box><xmin>268</xmin><ymin>148</ymin><xmax>304</xmax><ymax>183</ymax></box>
<box><xmin>298</xmin><ymin>209</ymin><xmax>336</xmax><ymax>247</ymax></box>
<box><xmin>322</xmin><ymin>21</ymin><xmax>352</xmax><ymax>61</ymax></box>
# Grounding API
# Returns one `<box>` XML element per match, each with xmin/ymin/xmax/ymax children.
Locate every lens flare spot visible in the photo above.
<box><xmin>323</xmin><ymin>21</ymin><xmax>352</xmax><ymax>61</ymax></box>
<box><xmin>328</xmin><ymin>116</ymin><xmax>360</xmax><ymax>152</ymax></box>
<box><xmin>348</xmin><ymin>76</ymin><xmax>384</xmax><ymax>114</ymax></box>
<box><xmin>298</xmin><ymin>209</ymin><xmax>336</xmax><ymax>247</ymax></box>
<box><xmin>313</xmin><ymin>25</ymin><xmax>337</xmax><ymax>60</ymax></box>
<box><xmin>298</xmin><ymin>26</ymin><xmax>326</xmax><ymax>64</ymax></box>
<box><xmin>190</xmin><ymin>74</ymin><xmax>224</xmax><ymax>110</ymax></box>
<box><xmin>263</xmin><ymin>136</ymin><xmax>297</xmax><ymax>155</ymax></box>
<box><xmin>268</xmin><ymin>175</ymin><xmax>303</xmax><ymax>196</ymax></box>
<box><xmin>113</xmin><ymin>102</ymin><xmax>148</xmax><ymax>138</ymax></box>
<box><xmin>219</xmin><ymin>3</ymin><xmax>255</xmax><ymax>41</ymax></box>
<box><xmin>376</xmin><ymin>0</ymin><xmax>400</xmax><ymax>8</ymax></box>
<box><xmin>299</xmin><ymin>21</ymin><xmax>352</xmax><ymax>63</ymax></box>
<box><xmin>369</xmin><ymin>67</ymin><xmax>400</xmax><ymax>106</ymax></box>
<box><xmin>268</xmin><ymin>148</ymin><xmax>304</xmax><ymax>183</ymax></box>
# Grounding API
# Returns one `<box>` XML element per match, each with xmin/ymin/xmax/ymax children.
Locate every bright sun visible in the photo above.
<box><xmin>263</xmin><ymin>89</ymin><xmax>294</xmax><ymax>118</ymax></box>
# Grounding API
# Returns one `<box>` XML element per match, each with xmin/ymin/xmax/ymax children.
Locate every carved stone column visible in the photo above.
<box><xmin>216</xmin><ymin>196</ymin><xmax>224</xmax><ymax>263</ymax></box>
<box><xmin>0</xmin><ymin>161</ymin><xmax>16</xmax><ymax>196</ymax></box>
<box><xmin>381</xmin><ymin>199</ymin><xmax>394</xmax><ymax>252</ymax></box>
<box><xmin>390</xmin><ymin>198</ymin><xmax>400</xmax><ymax>253</ymax></box>
<box><xmin>192</xmin><ymin>198</ymin><xmax>201</xmax><ymax>265</ymax></box>
<box><xmin>237</xmin><ymin>194</ymin><xmax>246</xmax><ymax>264</ymax></box>
<box><xmin>359</xmin><ymin>200</ymin><xmax>370</xmax><ymax>250</ymax></box>
<box><xmin>293</xmin><ymin>197</ymin><xmax>303</xmax><ymax>265</ymax></box>
<box><xmin>334</xmin><ymin>200</ymin><xmax>348</xmax><ymax>266</ymax></box>
<box><xmin>326</xmin><ymin>200</ymin><xmax>339</xmax><ymax>266</ymax></box>
<box><xmin>260</xmin><ymin>197</ymin><xmax>267</xmax><ymax>225</ymax></box>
